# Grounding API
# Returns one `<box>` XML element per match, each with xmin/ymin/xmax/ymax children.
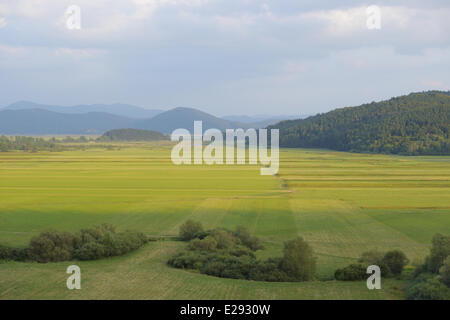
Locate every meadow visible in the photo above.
<box><xmin>0</xmin><ymin>142</ymin><xmax>449</xmax><ymax>299</ymax></box>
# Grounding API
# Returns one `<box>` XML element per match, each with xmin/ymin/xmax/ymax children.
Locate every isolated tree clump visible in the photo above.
<box><xmin>170</xmin><ymin>221</ymin><xmax>316</xmax><ymax>282</ymax></box>
<box><xmin>0</xmin><ymin>224</ymin><xmax>148</xmax><ymax>263</ymax></box>
<box><xmin>335</xmin><ymin>249</ymin><xmax>409</xmax><ymax>281</ymax></box>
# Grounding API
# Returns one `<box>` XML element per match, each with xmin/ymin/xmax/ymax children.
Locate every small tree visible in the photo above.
<box><xmin>359</xmin><ymin>249</ymin><xmax>391</xmax><ymax>277</ymax></box>
<box><xmin>439</xmin><ymin>256</ymin><xmax>450</xmax><ymax>287</ymax></box>
<box><xmin>428</xmin><ymin>233</ymin><xmax>450</xmax><ymax>273</ymax></box>
<box><xmin>383</xmin><ymin>250</ymin><xmax>409</xmax><ymax>276</ymax></box>
<box><xmin>280</xmin><ymin>237</ymin><xmax>316</xmax><ymax>281</ymax></box>
<box><xmin>179</xmin><ymin>220</ymin><xmax>204</xmax><ymax>241</ymax></box>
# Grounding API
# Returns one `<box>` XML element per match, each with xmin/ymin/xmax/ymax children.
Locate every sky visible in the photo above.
<box><xmin>0</xmin><ymin>0</ymin><xmax>449</xmax><ymax>116</ymax></box>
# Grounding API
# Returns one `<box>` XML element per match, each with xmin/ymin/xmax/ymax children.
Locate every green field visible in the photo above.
<box><xmin>0</xmin><ymin>143</ymin><xmax>449</xmax><ymax>299</ymax></box>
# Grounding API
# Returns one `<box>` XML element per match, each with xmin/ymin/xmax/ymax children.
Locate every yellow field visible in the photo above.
<box><xmin>0</xmin><ymin>144</ymin><xmax>449</xmax><ymax>299</ymax></box>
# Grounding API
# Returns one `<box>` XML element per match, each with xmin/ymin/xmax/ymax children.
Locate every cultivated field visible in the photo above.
<box><xmin>0</xmin><ymin>143</ymin><xmax>449</xmax><ymax>299</ymax></box>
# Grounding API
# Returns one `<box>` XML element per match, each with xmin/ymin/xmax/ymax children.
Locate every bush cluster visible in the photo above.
<box><xmin>334</xmin><ymin>264</ymin><xmax>367</xmax><ymax>281</ymax></box>
<box><xmin>405</xmin><ymin>233</ymin><xmax>450</xmax><ymax>300</ymax></box>
<box><xmin>0</xmin><ymin>224</ymin><xmax>148</xmax><ymax>263</ymax></box>
<box><xmin>168</xmin><ymin>221</ymin><xmax>315</xmax><ymax>282</ymax></box>
<box><xmin>334</xmin><ymin>249</ymin><xmax>409</xmax><ymax>281</ymax></box>
<box><xmin>405</xmin><ymin>273</ymin><xmax>450</xmax><ymax>300</ymax></box>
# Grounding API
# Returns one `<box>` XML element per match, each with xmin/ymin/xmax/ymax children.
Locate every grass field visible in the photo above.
<box><xmin>0</xmin><ymin>143</ymin><xmax>449</xmax><ymax>299</ymax></box>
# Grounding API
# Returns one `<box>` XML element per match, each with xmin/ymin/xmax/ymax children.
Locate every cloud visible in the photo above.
<box><xmin>0</xmin><ymin>1</ymin><xmax>449</xmax><ymax>114</ymax></box>
<box><xmin>54</xmin><ymin>47</ymin><xmax>108</xmax><ymax>59</ymax></box>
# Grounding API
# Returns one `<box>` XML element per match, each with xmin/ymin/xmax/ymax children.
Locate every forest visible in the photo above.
<box><xmin>269</xmin><ymin>91</ymin><xmax>450</xmax><ymax>155</ymax></box>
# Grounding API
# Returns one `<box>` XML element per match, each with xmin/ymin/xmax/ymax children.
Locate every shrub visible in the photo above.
<box><xmin>334</xmin><ymin>264</ymin><xmax>367</xmax><ymax>281</ymax></box>
<box><xmin>249</xmin><ymin>258</ymin><xmax>289</xmax><ymax>282</ymax></box>
<box><xmin>10</xmin><ymin>248</ymin><xmax>31</xmax><ymax>261</ymax></box>
<box><xmin>405</xmin><ymin>274</ymin><xmax>450</xmax><ymax>300</ymax></box>
<box><xmin>439</xmin><ymin>256</ymin><xmax>450</xmax><ymax>287</ymax></box>
<box><xmin>280</xmin><ymin>237</ymin><xmax>316</xmax><ymax>281</ymax></box>
<box><xmin>75</xmin><ymin>229</ymin><xmax>148</xmax><ymax>260</ymax></box>
<box><xmin>0</xmin><ymin>244</ymin><xmax>11</xmax><ymax>260</ymax></box>
<box><xmin>212</xmin><ymin>229</ymin><xmax>235</xmax><ymax>249</ymax></box>
<box><xmin>383</xmin><ymin>250</ymin><xmax>409</xmax><ymax>276</ymax></box>
<box><xmin>226</xmin><ymin>245</ymin><xmax>255</xmax><ymax>258</ymax></box>
<box><xmin>73</xmin><ymin>242</ymin><xmax>107</xmax><ymax>260</ymax></box>
<box><xmin>405</xmin><ymin>233</ymin><xmax>450</xmax><ymax>300</ymax></box>
<box><xmin>233</xmin><ymin>226</ymin><xmax>263</xmax><ymax>251</ymax></box>
<box><xmin>201</xmin><ymin>254</ymin><xmax>254</xmax><ymax>280</ymax></box>
<box><xmin>29</xmin><ymin>230</ymin><xmax>78</xmax><ymax>263</ymax></box>
<box><xmin>187</xmin><ymin>236</ymin><xmax>218</xmax><ymax>251</ymax></box>
<box><xmin>358</xmin><ymin>249</ymin><xmax>391</xmax><ymax>277</ymax></box>
<box><xmin>78</xmin><ymin>224</ymin><xmax>115</xmax><ymax>244</ymax></box>
<box><xmin>427</xmin><ymin>233</ymin><xmax>450</xmax><ymax>273</ymax></box>
<box><xmin>179</xmin><ymin>220</ymin><xmax>204</xmax><ymax>241</ymax></box>
<box><xmin>168</xmin><ymin>251</ymin><xmax>210</xmax><ymax>269</ymax></box>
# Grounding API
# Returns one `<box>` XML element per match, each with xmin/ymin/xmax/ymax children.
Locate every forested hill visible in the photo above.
<box><xmin>269</xmin><ymin>91</ymin><xmax>450</xmax><ymax>155</ymax></box>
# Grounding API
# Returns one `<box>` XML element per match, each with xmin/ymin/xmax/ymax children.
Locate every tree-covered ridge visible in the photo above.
<box><xmin>269</xmin><ymin>91</ymin><xmax>450</xmax><ymax>155</ymax></box>
<box><xmin>98</xmin><ymin>128</ymin><xmax>168</xmax><ymax>141</ymax></box>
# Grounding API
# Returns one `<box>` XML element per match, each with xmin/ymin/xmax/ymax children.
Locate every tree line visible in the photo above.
<box><xmin>0</xmin><ymin>136</ymin><xmax>64</xmax><ymax>152</ymax></box>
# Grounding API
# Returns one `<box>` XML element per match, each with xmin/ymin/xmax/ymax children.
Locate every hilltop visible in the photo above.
<box><xmin>269</xmin><ymin>91</ymin><xmax>450</xmax><ymax>155</ymax></box>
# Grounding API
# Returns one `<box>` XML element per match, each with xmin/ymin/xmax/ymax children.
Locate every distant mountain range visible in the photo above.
<box><xmin>0</xmin><ymin>103</ymin><xmax>282</xmax><ymax>135</ymax></box>
<box><xmin>1</xmin><ymin>92</ymin><xmax>449</xmax><ymax>156</ymax></box>
<box><xmin>0</xmin><ymin>109</ymin><xmax>135</xmax><ymax>135</ymax></box>
<box><xmin>3</xmin><ymin>101</ymin><xmax>163</xmax><ymax>119</ymax></box>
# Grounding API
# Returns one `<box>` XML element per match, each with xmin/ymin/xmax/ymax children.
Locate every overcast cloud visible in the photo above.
<box><xmin>0</xmin><ymin>0</ymin><xmax>449</xmax><ymax>115</ymax></box>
